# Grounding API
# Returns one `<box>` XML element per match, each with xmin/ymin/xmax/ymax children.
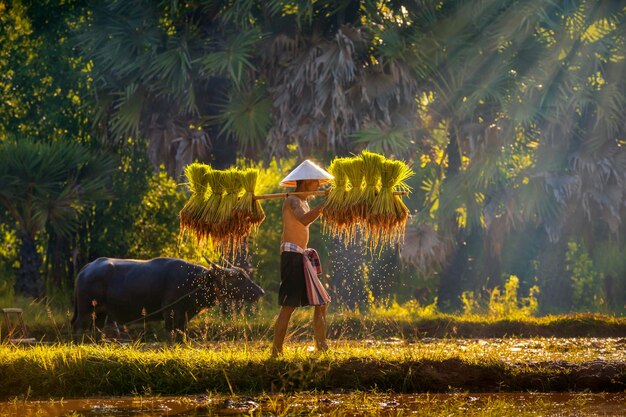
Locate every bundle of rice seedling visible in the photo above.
<box><xmin>343</xmin><ymin>157</ymin><xmax>365</xmax><ymax>233</ymax></box>
<box><xmin>179</xmin><ymin>163</ymin><xmax>210</xmax><ymax>242</ymax></box>
<box><xmin>234</xmin><ymin>168</ymin><xmax>266</xmax><ymax>236</ymax></box>
<box><xmin>360</xmin><ymin>150</ymin><xmax>383</xmax><ymax>221</ymax></box>
<box><xmin>370</xmin><ymin>159</ymin><xmax>414</xmax><ymax>247</ymax></box>
<box><xmin>213</xmin><ymin>168</ymin><xmax>244</xmax><ymax>252</ymax></box>
<box><xmin>320</xmin><ymin>152</ymin><xmax>414</xmax><ymax>250</ymax></box>
<box><xmin>199</xmin><ymin>169</ymin><xmax>225</xmax><ymax>243</ymax></box>
<box><xmin>322</xmin><ymin>157</ymin><xmax>351</xmax><ymax>239</ymax></box>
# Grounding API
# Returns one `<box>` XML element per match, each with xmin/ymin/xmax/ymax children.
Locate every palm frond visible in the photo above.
<box><xmin>399</xmin><ymin>221</ymin><xmax>452</xmax><ymax>273</ymax></box>
<box><xmin>111</xmin><ymin>83</ymin><xmax>145</xmax><ymax>139</ymax></box>
<box><xmin>196</xmin><ymin>30</ymin><xmax>261</xmax><ymax>87</ymax></box>
<box><xmin>147</xmin><ymin>35</ymin><xmax>193</xmax><ymax>102</ymax></box>
<box><xmin>213</xmin><ymin>84</ymin><xmax>273</xmax><ymax>153</ymax></box>
<box><xmin>351</xmin><ymin>125</ymin><xmax>414</xmax><ymax>159</ymax></box>
<box><xmin>0</xmin><ymin>139</ymin><xmax>117</xmax><ymax>238</ymax></box>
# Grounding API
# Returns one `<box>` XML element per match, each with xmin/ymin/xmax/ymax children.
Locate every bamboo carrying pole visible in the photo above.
<box><xmin>254</xmin><ymin>190</ymin><xmax>408</xmax><ymax>200</ymax></box>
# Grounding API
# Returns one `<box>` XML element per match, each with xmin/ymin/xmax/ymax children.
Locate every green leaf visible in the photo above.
<box><xmin>195</xmin><ymin>30</ymin><xmax>261</xmax><ymax>87</ymax></box>
<box><xmin>212</xmin><ymin>84</ymin><xmax>273</xmax><ymax>153</ymax></box>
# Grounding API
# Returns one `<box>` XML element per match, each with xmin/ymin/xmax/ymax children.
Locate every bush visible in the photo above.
<box><xmin>566</xmin><ymin>242</ymin><xmax>605</xmax><ymax>312</ymax></box>
<box><xmin>461</xmin><ymin>275</ymin><xmax>539</xmax><ymax>319</ymax></box>
<box><xmin>488</xmin><ymin>275</ymin><xmax>539</xmax><ymax>318</ymax></box>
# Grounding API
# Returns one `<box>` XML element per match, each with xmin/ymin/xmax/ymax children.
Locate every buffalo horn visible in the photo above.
<box><xmin>222</xmin><ymin>258</ymin><xmax>237</xmax><ymax>269</ymax></box>
<box><xmin>203</xmin><ymin>255</ymin><xmax>223</xmax><ymax>269</ymax></box>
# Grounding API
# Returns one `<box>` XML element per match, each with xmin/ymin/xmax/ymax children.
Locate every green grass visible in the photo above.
<box><xmin>1</xmin><ymin>291</ymin><xmax>625</xmax><ymax>400</ymax></box>
<box><xmin>0</xmin><ymin>338</ymin><xmax>624</xmax><ymax>399</ymax></box>
<box><xmin>3</xmin><ymin>296</ymin><xmax>626</xmax><ymax>343</ymax></box>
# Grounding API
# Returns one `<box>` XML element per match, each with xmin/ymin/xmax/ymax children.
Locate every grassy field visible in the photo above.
<box><xmin>3</xmin><ymin>294</ymin><xmax>626</xmax><ymax>342</ymax></box>
<box><xmin>1</xmin><ymin>294</ymin><xmax>625</xmax><ymax>401</ymax></box>
<box><xmin>0</xmin><ymin>338</ymin><xmax>624</xmax><ymax>399</ymax></box>
<box><xmin>12</xmin><ymin>310</ymin><xmax>626</xmax><ymax>343</ymax></box>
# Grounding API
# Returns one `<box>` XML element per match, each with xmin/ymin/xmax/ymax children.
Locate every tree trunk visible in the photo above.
<box><xmin>437</xmin><ymin>231</ymin><xmax>468</xmax><ymax>311</ymax></box>
<box><xmin>75</xmin><ymin>215</ymin><xmax>95</xmax><ymax>280</ymax></box>
<box><xmin>482</xmin><ymin>230</ymin><xmax>503</xmax><ymax>290</ymax></box>
<box><xmin>537</xmin><ymin>236</ymin><xmax>571</xmax><ymax>314</ymax></box>
<box><xmin>14</xmin><ymin>233</ymin><xmax>44</xmax><ymax>298</ymax></box>
<box><xmin>46</xmin><ymin>228</ymin><xmax>71</xmax><ymax>288</ymax></box>
<box><xmin>437</xmin><ymin>125</ymin><xmax>464</xmax><ymax>311</ymax></box>
<box><xmin>603</xmin><ymin>273</ymin><xmax>624</xmax><ymax>312</ymax></box>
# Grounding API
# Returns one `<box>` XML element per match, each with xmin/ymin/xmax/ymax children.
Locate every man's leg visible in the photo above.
<box><xmin>272</xmin><ymin>305</ymin><xmax>295</xmax><ymax>357</ymax></box>
<box><xmin>313</xmin><ymin>304</ymin><xmax>328</xmax><ymax>352</ymax></box>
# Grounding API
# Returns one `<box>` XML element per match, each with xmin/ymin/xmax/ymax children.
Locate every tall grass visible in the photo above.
<box><xmin>0</xmin><ymin>338</ymin><xmax>624</xmax><ymax>399</ymax></box>
<box><xmin>0</xmin><ymin>281</ymin><xmax>72</xmax><ymax>341</ymax></box>
<box><xmin>1</xmin><ymin>287</ymin><xmax>625</xmax><ymax>343</ymax></box>
<box><xmin>1</xmin><ymin>282</ymin><xmax>624</xmax><ymax>400</ymax></box>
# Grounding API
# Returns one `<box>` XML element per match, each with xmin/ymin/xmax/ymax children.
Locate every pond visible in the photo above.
<box><xmin>1</xmin><ymin>392</ymin><xmax>625</xmax><ymax>417</ymax></box>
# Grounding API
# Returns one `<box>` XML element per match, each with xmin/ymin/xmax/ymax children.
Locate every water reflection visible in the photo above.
<box><xmin>1</xmin><ymin>393</ymin><xmax>625</xmax><ymax>417</ymax></box>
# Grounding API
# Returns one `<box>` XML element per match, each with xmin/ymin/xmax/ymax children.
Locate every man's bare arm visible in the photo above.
<box><xmin>287</xmin><ymin>196</ymin><xmax>325</xmax><ymax>226</ymax></box>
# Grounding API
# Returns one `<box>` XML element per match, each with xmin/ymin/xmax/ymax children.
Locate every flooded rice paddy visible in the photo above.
<box><xmin>1</xmin><ymin>393</ymin><xmax>625</xmax><ymax>417</ymax></box>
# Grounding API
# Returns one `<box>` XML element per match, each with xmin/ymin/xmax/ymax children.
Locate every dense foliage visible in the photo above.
<box><xmin>0</xmin><ymin>0</ymin><xmax>624</xmax><ymax>315</ymax></box>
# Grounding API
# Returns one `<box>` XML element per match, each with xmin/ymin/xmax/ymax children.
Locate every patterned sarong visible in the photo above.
<box><xmin>280</xmin><ymin>242</ymin><xmax>331</xmax><ymax>306</ymax></box>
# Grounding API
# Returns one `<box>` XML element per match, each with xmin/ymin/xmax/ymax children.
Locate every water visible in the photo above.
<box><xmin>1</xmin><ymin>393</ymin><xmax>625</xmax><ymax>417</ymax></box>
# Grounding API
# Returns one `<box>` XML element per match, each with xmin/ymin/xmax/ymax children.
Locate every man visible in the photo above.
<box><xmin>271</xmin><ymin>160</ymin><xmax>333</xmax><ymax>357</ymax></box>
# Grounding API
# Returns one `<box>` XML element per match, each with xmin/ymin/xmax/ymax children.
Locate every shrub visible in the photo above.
<box><xmin>488</xmin><ymin>275</ymin><xmax>539</xmax><ymax>319</ymax></box>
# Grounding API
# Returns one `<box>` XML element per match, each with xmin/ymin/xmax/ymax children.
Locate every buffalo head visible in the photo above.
<box><xmin>205</xmin><ymin>259</ymin><xmax>265</xmax><ymax>303</ymax></box>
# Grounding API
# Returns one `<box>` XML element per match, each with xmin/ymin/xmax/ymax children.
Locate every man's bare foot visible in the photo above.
<box><xmin>270</xmin><ymin>346</ymin><xmax>282</xmax><ymax>359</ymax></box>
<box><xmin>315</xmin><ymin>342</ymin><xmax>329</xmax><ymax>353</ymax></box>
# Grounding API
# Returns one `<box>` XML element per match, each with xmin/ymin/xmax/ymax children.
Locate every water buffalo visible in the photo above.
<box><xmin>71</xmin><ymin>257</ymin><xmax>264</xmax><ymax>340</ymax></box>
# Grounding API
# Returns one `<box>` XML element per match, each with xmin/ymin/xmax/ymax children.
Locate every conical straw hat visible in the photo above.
<box><xmin>279</xmin><ymin>160</ymin><xmax>334</xmax><ymax>187</ymax></box>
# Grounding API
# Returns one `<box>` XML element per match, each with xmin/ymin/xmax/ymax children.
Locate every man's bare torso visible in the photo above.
<box><xmin>281</xmin><ymin>196</ymin><xmax>310</xmax><ymax>248</ymax></box>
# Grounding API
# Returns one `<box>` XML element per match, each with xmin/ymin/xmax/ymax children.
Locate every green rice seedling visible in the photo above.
<box><xmin>370</xmin><ymin>159</ymin><xmax>414</xmax><ymax>247</ymax></box>
<box><xmin>342</xmin><ymin>156</ymin><xmax>365</xmax><ymax>241</ymax></box>
<box><xmin>199</xmin><ymin>169</ymin><xmax>225</xmax><ymax>243</ymax></box>
<box><xmin>359</xmin><ymin>151</ymin><xmax>384</xmax><ymax>246</ymax></box>
<box><xmin>214</xmin><ymin>169</ymin><xmax>244</xmax><ymax>253</ymax></box>
<box><xmin>234</xmin><ymin>168</ymin><xmax>266</xmax><ymax>239</ymax></box>
<box><xmin>323</xmin><ymin>152</ymin><xmax>411</xmax><ymax>248</ymax></box>
<box><xmin>390</xmin><ymin>160</ymin><xmax>413</xmax><ymax>243</ymax></box>
<box><xmin>322</xmin><ymin>157</ymin><xmax>352</xmax><ymax>240</ymax></box>
<box><xmin>180</xmin><ymin>163</ymin><xmax>210</xmax><ymax>242</ymax></box>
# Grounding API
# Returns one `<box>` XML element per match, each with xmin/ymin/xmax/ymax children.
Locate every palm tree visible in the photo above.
<box><xmin>0</xmin><ymin>139</ymin><xmax>116</xmax><ymax>298</ymax></box>
<box><xmin>392</xmin><ymin>0</ymin><xmax>527</xmax><ymax>309</ymax></box>
<box><xmin>77</xmin><ymin>0</ymin><xmax>422</xmax><ymax>172</ymax></box>
<box><xmin>503</xmin><ymin>0</ymin><xmax>626</xmax><ymax>312</ymax></box>
<box><xmin>399</xmin><ymin>0</ymin><xmax>626</xmax><ymax>311</ymax></box>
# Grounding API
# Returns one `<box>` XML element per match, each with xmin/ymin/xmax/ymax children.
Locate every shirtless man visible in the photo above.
<box><xmin>271</xmin><ymin>178</ymin><xmax>330</xmax><ymax>357</ymax></box>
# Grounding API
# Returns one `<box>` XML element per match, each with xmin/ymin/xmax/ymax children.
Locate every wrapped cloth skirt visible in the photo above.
<box><xmin>279</xmin><ymin>251</ymin><xmax>310</xmax><ymax>307</ymax></box>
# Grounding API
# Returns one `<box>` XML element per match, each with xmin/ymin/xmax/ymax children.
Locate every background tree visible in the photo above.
<box><xmin>0</xmin><ymin>0</ymin><xmax>91</xmax><ymax>139</ymax></box>
<box><xmin>0</xmin><ymin>0</ymin><xmax>624</xmax><ymax>314</ymax></box>
<box><xmin>0</xmin><ymin>139</ymin><xmax>116</xmax><ymax>298</ymax></box>
<box><xmin>77</xmin><ymin>0</ymin><xmax>422</xmax><ymax>168</ymax></box>
<box><xmin>400</xmin><ymin>0</ymin><xmax>626</xmax><ymax>312</ymax></box>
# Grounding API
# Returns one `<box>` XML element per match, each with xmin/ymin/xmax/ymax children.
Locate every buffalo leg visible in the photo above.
<box><xmin>72</xmin><ymin>307</ymin><xmax>106</xmax><ymax>342</ymax></box>
<box><xmin>72</xmin><ymin>300</ymin><xmax>98</xmax><ymax>342</ymax></box>
<box><xmin>163</xmin><ymin>308</ymin><xmax>187</xmax><ymax>342</ymax></box>
<box><xmin>72</xmin><ymin>313</ymin><xmax>91</xmax><ymax>342</ymax></box>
